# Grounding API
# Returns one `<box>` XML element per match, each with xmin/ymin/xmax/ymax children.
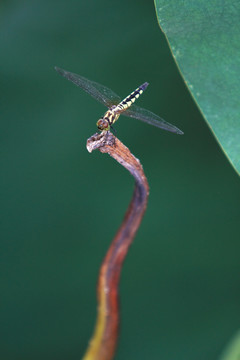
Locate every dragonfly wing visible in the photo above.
<box><xmin>123</xmin><ymin>104</ymin><xmax>184</xmax><ymax>134</ymax></box>
<box><xmin>55</xmin><ymin>67</ymin><xmax>121</xmax><ymax>108</ymax></box>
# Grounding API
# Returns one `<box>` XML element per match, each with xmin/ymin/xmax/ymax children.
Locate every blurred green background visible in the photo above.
<box><xmin>1</xmin><ymin>1</ymin><xmax>240</xmax><ymax>359</ymax></box>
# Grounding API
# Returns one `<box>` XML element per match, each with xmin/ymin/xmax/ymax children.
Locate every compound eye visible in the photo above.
<box><xmin>97</xmin><ymin>118</ymin><xmax>109</xmax><ymax>130</ymax></box>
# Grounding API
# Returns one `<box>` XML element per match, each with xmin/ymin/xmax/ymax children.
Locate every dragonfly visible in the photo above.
<box><xmin>55</xmin><ymin>67</ymin><xmax>184</xmax><ymax>135</ymax></box>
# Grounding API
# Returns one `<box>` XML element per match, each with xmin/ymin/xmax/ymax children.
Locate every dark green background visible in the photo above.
<box><xmin>1</xmin><ymin>1</ymin><xmax>240</xmax><ymax>359</ymax></box>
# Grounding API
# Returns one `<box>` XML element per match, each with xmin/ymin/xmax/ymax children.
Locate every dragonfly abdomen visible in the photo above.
<box><xmin>114</xmin><ymin>82</ymin><xmax>149</xmax><ymax>112</ymax></box>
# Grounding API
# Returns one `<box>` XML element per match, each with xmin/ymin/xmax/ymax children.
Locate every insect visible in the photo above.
<box><xmin>55</xmin><ymin>67</ymin><xmax>183</xmax><ymax>135</ymax></box>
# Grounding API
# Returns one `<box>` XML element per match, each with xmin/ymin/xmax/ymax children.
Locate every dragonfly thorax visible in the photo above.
<box><xmin>96</xmin><ymin>109</ymin><xmax>120</xmax><ymax>131</ymax></box>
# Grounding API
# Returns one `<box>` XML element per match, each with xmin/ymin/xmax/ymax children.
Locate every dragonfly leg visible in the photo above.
<box><xmin>110</xmin><ymin>125</ymin><xmax>117</xmax><ymax>135</ymax></box>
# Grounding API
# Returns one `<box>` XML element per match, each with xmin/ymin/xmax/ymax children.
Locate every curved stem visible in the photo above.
<box><xmin>83</xmin><ymin>132</ymin><xmax>149</xmax><ymax>360</ymax></box>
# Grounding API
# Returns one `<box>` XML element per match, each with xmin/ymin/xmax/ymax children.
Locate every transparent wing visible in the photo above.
<box><xmin>123</xmin><ymin>104</ymin><xmax>184</xmax><ymax>134</ymax></box>
<box><xmin>55</xmin><ymin>67</ymin><xmax>121</xmax><ymax>108</ymax></box>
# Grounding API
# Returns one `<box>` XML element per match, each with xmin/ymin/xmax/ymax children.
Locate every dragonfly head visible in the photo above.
<box><xmin>97</xmin><ymin>118</ymin><xmax>110</xmax><ymax>131</ymax></box>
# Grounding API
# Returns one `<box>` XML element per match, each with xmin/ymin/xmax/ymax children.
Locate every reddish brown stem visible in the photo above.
<box><xmin>83</xmin><ymin>132</ymin><xmax>149</xmax><ymax>360</ymax></box>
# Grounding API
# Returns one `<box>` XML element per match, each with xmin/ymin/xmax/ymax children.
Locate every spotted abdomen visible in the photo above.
<box><xmin>114</xmin><ymin>82</ymin><xmax>149</xmax><ymax>113</ymax></box>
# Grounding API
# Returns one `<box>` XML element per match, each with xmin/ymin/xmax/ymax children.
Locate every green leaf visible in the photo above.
<box><xmin>219</xmin><ymin>331</ymin><xmax>240</xmax><ymax>360</ymax></box>
<box><xmin>154</xmin><ymin>1</ymin><xmax>240</xmax><ymax>175</ymax></box>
